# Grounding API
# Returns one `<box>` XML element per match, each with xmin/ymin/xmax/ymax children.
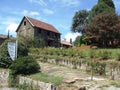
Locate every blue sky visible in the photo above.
<box><xmin>0</xmin><ymin>0</ymin><xmax>120</xmax><ymax>41</ymax></box>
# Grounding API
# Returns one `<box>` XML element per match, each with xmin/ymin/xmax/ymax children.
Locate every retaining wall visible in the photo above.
<box><xmin>19</xmin><ymin>76</ymin><xmax>56</xmax><ymax>90</ymax></box>
<box><xmin>0</xmin><ymin>69</ymin><xmax>9</xmax><ymax>86</ymax></box>
<box><xmin>46</xmin><ymin>58</ymin><xmax>120</xmax><ymax>80</ymax></box>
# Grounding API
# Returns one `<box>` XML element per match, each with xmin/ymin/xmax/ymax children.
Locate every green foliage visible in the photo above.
<box><xmin>19</xmin><ymin>35</ymin><xmax>45</xmax><ymax>48</ymax></box>
<box><xmin>0</xmin><ymin>38</ymin><xmax>29</xmax><ymax>68</ymax></box>
<box><xmin>90</xmin><ymin>59</ymin><xmax>106</xmax><ymax>75</ymax></box>
<box><xmin>74</xmin><ymin>36</ymin><xmax>81</xmax><ymax>46</ymax></box>
<box><xmin>29</xmin><ymin>72</ymin><xmax>63</xmax><ymax>85</ymax></box>
<box><xmin>85</xmin><ymin>0</ymin><xmax>118</xmax><ymax>48</ymax></box>
<box><xmin>86</xmin><ymin>13</ymin><xmax>120</xmax><ymax>48</ymax></box>
<box><xmin>98</xmin><ymin>0</ymin><xmax>115</xmax><ymax>9</ymax></box>
<box><xmin>0</xmin><ymin>39</ymin><xmax>13</xmax><ymax>68</ymax></box>
<box><xmin>78</xmin><ymin>50</ymin><xmax>86</xmax><ymax>58</ymax></box>
<box><xmin>31</xmin><ymin>36</ymin><xmax>45</xmax><ymax>48</ymax></box>
<box><xmin>98</xmin><ymin>50</ymin><xmax>111</xmax><ymax>60</ymax></box>
<box><xmin>110</xmin><ymin>80</ymin><xmax>120</xmax><ymax>87</ymax></box>
<box><xmin>71</xmin><ymin>10</ymin><xmax>89</xmax><ymax>33</ymax></box>
<box><xmin>89</xmin><ymin>49</ymin><xmax>96</xmax><ymax>59</ymax></box>
<box><xmin>74</xmin><ymin>34</ymin><xmax>87</xmax><ymax>46</ymax></box>
<box><xmin>89</xmin><ymin>0</ymin><xmax>115</xmax><ymax>22</ymax></box>
<box><xmin>116</xmin><ymin>52</ymin><xmax>120</xmax><ymax>61</ymax></box>
<box><xmin>17</xmin><ymin>40</ymin><xmax>28</xmax><ymax>58</ymax></box>
<box><xmin>10</xmin><ymin>56</ymin><xmax>40</xmax><ymax>75</ymax></box>
<box><xmin>8</xmin><ymin>71</ymin><xmax>18</xmax><ymax>87</ymax></box>
<box><xmin>71</xmin><ymin>0</ymin><xmax>115</xmax><ymax>34</ymax></box>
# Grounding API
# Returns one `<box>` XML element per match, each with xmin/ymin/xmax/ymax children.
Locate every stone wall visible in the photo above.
<box><xmin>19</xmin><ymin>76</ymin><xmax>56</xmax><ymax>90</ymax></box>
<box><xmin>0</xmin><ymin>69</ymin><xmax>9</xmax><ymax>86</ymax></box>
<box><xmin>46</xmin><ymin>58</ymin><xmax>120</xmax><ymax>80</ymax></box>
<box><xmin>0</xmin><ymin>69</ymin><xmax>56</xmax><ymax>90</ymax></box>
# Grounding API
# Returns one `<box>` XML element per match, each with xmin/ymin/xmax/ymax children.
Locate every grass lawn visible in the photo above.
<box><xmin>28</xmin><ymin>72</ymin><xmax>63</xmax><ymax>85</ymax></box>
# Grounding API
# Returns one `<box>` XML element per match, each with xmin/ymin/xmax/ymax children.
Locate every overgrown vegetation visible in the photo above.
<box><xmin>71</xmin><ymin>0</ymin><xmax>120</xmax><ymax>48</ymax></box>
<box><xmin>18</xmin><ymin>35</ymin><xmax>45</xmax><ymax>48</ymax></box>
<box><xmin>10</xmin><ymin>56</ymin><xmax>40</xmax><ymax>75</ymax></box>
<box><xmin>29</xmin><ymin>47</ymin><xmax>120</xmax><ymax>77</ymax></box>
<box><xmin>0</xmin><ymin>38</ymin><xmax>29</xmax><ymax>68</ymax></box>
<box><xmin>29</xmin><ymin>72</ymin><xmax>63</xmax><ymax>85</ymax></box>
<box><xmin>0</xmin><ymin>39</ymin><xmax>14</xmax><ymax>68</ymax></box>
<box><xmin>9</xmin><ymin>56</ymin><xmax>40</xmax><ymax>87</ymax></box>
<box><xmin>29</xmin><ymin>47</ymin><xmax>120</xmax><ymax>61</ymax></box>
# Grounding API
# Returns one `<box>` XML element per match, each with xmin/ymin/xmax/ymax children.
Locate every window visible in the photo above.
<box><xmin>55</xmin><ymin>33</ymin><xmax>57</xmax><ymax>38</ymax></box>
<box><xmin>38</xmin><ymin>29</ymin><xmax>41</xmax><ymax>34</ymax></box>
<box><xmin>24</xmin><ymin>21</ymin><xmax>26</xmax><ymax>26</ymax></box>
<box><xmin>47</xmin><ymin>31</ymin><xmax>50</xmax><ymax>36</ymax></box>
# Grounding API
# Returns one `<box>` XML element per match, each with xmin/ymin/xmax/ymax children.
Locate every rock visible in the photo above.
<box><xmin>63</xmin><ymin>79</ymin><xmax>76</xmax><ymax>84</ymax></box>
<box><xmin>78</xmin><ymin>86</ymin><xmax>86</xmax><ymax>90</ymax></box>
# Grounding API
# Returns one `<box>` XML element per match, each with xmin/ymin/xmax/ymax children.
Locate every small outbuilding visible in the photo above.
<box><xmin>60</xmin><ymin>39</ymin><xmax>72</xmax><ymax>48</ymax></box>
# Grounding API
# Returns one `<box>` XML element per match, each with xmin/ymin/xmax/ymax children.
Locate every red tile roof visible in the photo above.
<box><xmin>61</xmin><ymin>40</ymin><xmax>72</xmax><ymax>46</ymax></box>
<box><xmin>26</xmin><ymin>16</ymin><xmax>60</xmax><ymax>34</ymax></box>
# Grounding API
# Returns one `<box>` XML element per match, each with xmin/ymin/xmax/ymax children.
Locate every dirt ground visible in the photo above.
<box><xmin>39</xmin><ymin>62</ymin><xmax>120</xmax><ymax>90</ymax></box>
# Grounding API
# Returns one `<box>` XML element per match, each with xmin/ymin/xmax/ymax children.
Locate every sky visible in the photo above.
<box><xmin>0</xmin><ymin>0</ymin><xmax>120</xmax><ymax>42</ymax></box>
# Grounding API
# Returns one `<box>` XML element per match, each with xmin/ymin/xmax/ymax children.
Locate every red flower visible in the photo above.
<box><xmin>93</xmin><ymin>59</ymin><xmax>97</xmax><ymax>62</ymax></box>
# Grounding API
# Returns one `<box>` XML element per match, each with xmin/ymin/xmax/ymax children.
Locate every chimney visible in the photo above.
<box><xmin>7</xmin><ymin>30</ymin><xmax>9</xmax><ymax>38</ymax></box>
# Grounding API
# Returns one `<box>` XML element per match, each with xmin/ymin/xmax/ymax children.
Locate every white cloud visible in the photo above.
<box><xmin>43</xmin><ymin>9</ymin><xmax>54</xmax><ymax>15</ymax></box>
<box><xmin>58</xmin><ymin>24</ymin><xmax>69</xmax><ymax>30</ymax></box>
<box><xmin>22</xmin><ymin>10</ymin><xmax>40</xmax><ymax>16</ymax></box>
<box><xmin>49</xmin><ymin>0</ymin><xmax>80</xmax><ymax>7</ymax></box>
<box><xmin>62</xmin><ymin>0</ymin><xmax>80</xmax><ymax>7</ymax></box>
<box><xmin>64</xmin><ymin>32</ymin><xmax>81</xmax><ymax>42</ymax></box>
<box><xmin>23</xmin><ymin>10</ymin><xmax>28</xmax><ymax>15</ymax></box>
<box><xmin>6</xmin><ymin>23</ymin><xmax>18</xmax><ymax>35</ymax></box>
<box><xmin>29</xmin><ymin>0</ymin><xmax>47</xmax><ymax>6</ymax></box>
<box><xmin>30</xmin><ymin>11</ymin><xmax>40</xmax><ymax>16</ymax></box>
<box><xmin>2</xmin><ymin>17</ymin><xmax>18</xmax><ymax>25</ymax></box>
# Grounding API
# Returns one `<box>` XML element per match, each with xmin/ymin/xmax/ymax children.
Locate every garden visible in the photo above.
<box><xmin>1</xmin><ymin>39</ymin><xmax>120</xmax><ymax>89</ymax></box>
<box><xmin>29</xmin><ymin>47</ymin><xmax>120</xmax><ymax>79</ymax></box>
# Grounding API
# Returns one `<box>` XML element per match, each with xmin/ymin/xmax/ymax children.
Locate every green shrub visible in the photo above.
<box><xmin>0</xmin><ymin>39</ymin><xmax>13</xmax><ymax>68</ymax></box>
<box><xmin>10</xmin><ymin>56</ymin><xmax>40</xmax><ymax>75</ymax></box>
<box><xmin>78</xmin><ymin>50</ymin><xmax>86</xmax><ymax>58</ymax></box>
<box><xmin>116</xmin><ymin>52</ymin><xmax>120</xmax><ymax>61</ymax></box>
<box><xmin>89</xmin><ymin>49</ymin><xmax>96</xmax><ymax>59</ymax></box>
<box><xmin>98</xmin><ymin>50</ymin><xmax>111</xmax><ymax>60</ymax></box>
<box><xmin>0</xmin><ymin>38</ymin><xmax>29</xmax><ymax>68</ymax></box>
<box><xmin>17</xmin><ymin>40</ymin><xmax>28</xmax><ymax>58</ymax></box>
<box><xmin>8</xmin><ymin>71</ymin><xmax>18</xmax><ymax>87</ymax></box>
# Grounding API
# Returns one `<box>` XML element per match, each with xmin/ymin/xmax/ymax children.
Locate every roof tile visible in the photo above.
<box><xmin>26</xmin><ymin>16</ymin><xmax>60</xmax><ymax>34</ymax></box>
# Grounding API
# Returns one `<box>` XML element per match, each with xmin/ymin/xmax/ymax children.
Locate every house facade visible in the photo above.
<box><xmin>16</xmin><ymin>16</ymin><xmax>61</xmax><ymax>47</ymax></box>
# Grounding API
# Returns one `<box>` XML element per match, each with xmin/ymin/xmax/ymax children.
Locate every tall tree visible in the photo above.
<box><xmin>71</xmin><ymin>10</ymin><xmax>89</xmax><ymax>33</ymax></box>
<box><xmin>99</xmin><ymin>0</ymin><xmax>115</xmax><ymax>9</ymax></box>
<box><xmin>86</xmin><ymin>13</ymin><xmax>120</xmax><ymax>47</ymax></box>
<box><xmin>89</xmin><ymin>0</ymin><xmax>115</xmax><ymax>22</ymax></box>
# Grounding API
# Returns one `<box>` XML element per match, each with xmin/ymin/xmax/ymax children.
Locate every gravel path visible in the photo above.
<box><xmin>39</xmin><ymin>62</ymin><xmax>120</xmax><ymax>90</ymax></box>
<box><xmin>39</xmin><ymin>62</ymin><xmax>105</xmax><ymax>80</ymax></box>
<box><xmin>39</xmin><ymin>62</ymin><xmax>108</xmax><ymax>89</ymax></box>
